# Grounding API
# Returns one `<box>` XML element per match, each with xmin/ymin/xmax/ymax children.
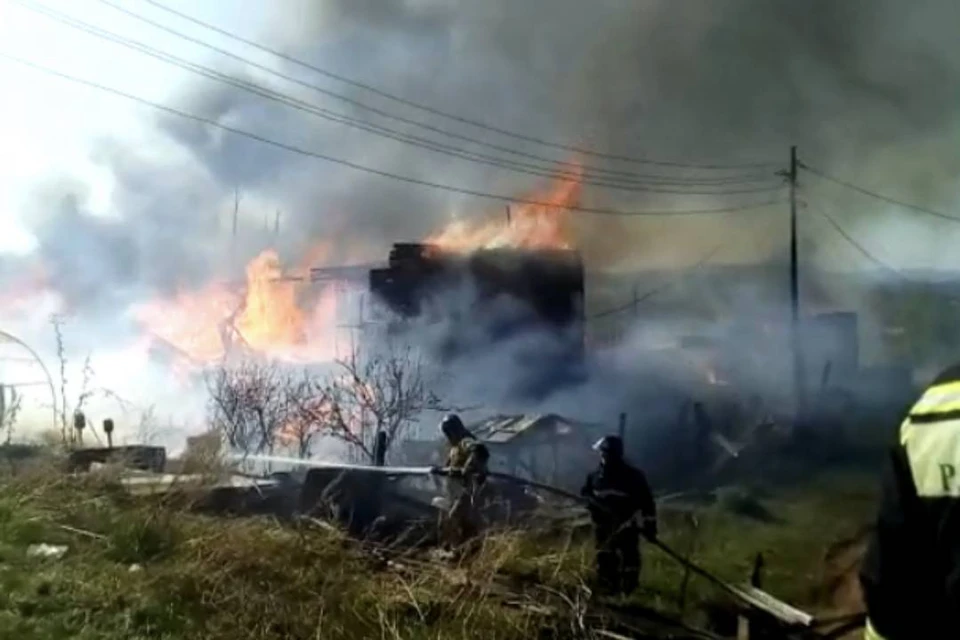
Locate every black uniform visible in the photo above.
<box><xmin>582</xmin><ymin>455</ymin><xmax>657</xmax><ymax>595</ymax></box>
<box><xmin>860</xmin><ymin>364</ymin><xmax>960</xmax><ymax>639</ymax></box>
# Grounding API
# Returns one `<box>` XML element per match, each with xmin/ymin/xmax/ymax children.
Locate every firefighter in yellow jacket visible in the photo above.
<box><xmin>860</xmin><ymin>364</ymin><xmax>960</xmax><ymax>639</ymax></box>
<box><xmin>436</xmin><ymin>414</ymin><xmax>489</xmax><ymax>547</ymax></box>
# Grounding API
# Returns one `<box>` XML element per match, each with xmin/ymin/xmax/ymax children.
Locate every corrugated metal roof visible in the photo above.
<box><xmin>470</xmin><ymin>413</ymin><xmax>590</xmax><ymax>445</ymax></box>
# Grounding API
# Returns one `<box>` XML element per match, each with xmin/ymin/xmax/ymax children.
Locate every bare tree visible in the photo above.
<box><xmin>275</xmin><ymin>375</ymin><xmax>323</xmax><ymax>458</ymax></box>
<box><xmin>205</xmin><ymin>360</ymin><xmax>295</xmax><ymax>457</ymax></box>
<box><xmin>296</xmin><ymin>341</ymin><xmax>443</xmax><ymax>463</ymax></box>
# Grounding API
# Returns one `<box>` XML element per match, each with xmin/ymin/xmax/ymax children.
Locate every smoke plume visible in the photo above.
<box><xmin>3</xmin><ymin>0</ymin><xmax>960</xmax><ymax>443</ymax></box>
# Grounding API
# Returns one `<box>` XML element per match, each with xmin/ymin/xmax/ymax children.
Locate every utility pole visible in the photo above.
<box><xmin>505</xmin><ymin>205</ymin><xmax>512</xmax><ymax>226</ymax></box>
<box><xmin>231</xmin><ymin>189</ymin><xmax>240</xmax><ymax>239</ymax></box>
<box><xmin>230</xmin><ymin>188</ymin><xmax>240</xmax><ymax>265</ymax></box>
<box><xmin>788</xmin><ymin>145</ymin><xmax>804</xmax><ymax>419</ymax></box>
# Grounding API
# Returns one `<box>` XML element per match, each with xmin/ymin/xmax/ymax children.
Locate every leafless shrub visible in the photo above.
<box><xmin>205</xmin><ymin>360</ymin><xmax>299</xmax><ymax>458</ymax></box>
<box><xmin>50</xmin><ymin>316</ymin><xmax>101</xmax><ymax>447</ymax></box>
<box><xmin>51</xmin><ymin>314</ymin><xmax>69</xmax><ymax>444</ymax></box>
<box><xmin>135</xmin><ymin>405</ymin><xmax>161</xmax><ymax>445</ymax></box>
<box><xmin>296</xmin><ymin>340</ymin><xmax>444</xmax><ymax>463</ymax></box>
<box><xmin>205</xmin><ymin>339</ymin><xmax>446</xmax><ymax>463</ymax></box>
<box><xmin>278</xmin><ymin>375</ymin><xmax>323</xmax><ymax>459</ymax></box>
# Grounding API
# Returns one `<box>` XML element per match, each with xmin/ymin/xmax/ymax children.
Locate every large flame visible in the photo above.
<box><xmin>131</xmin><ymin>171</ymin><xmax>581</xmax><ymax>374</ymax></box>
<box><xmin>133</xmin><ymin>248</ymin><xmax>343</xmax><ymax>372</ymax></box>
<box><xmin>424</xmin><ymin>165</ymin><xmax>581</xmax><ymax>252</ymax></box>
<box><xmin>234</xmin><ymin>251</ymin><xmax>307</xmax><ymax>352</ymax></box>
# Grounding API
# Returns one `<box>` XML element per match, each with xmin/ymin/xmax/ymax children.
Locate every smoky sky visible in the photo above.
<box><xmin>8</xmin><ymin>0</ymin><xmax>960</xmax><ymax>319</ymax></box>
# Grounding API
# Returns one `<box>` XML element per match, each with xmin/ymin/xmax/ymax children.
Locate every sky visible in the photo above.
<box><xmin>0</xmin><ymin>0</ymin><xmax>254</xmax><ymax>249</ymax></box>
<box><xmin>1</xmin><ymin>0</ymin><xmax>960</xmax><ymax>441</ymax></box>
<box><xmin>0</xmin><ymin>0</ymin><xmax>957</xmax><ymax>276</ymax></box>
<box><xmin>0</xmin><ymin>0</ymin><xmax>276</xmax><ymax>437</ymax></box>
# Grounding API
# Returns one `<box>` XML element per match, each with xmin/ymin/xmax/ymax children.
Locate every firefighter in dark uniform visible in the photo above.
<box><xmin>581</xmin><ymin>435</ymin><xmax>657</xmax><ymax>595</ymax></box>
<box><xmin>860</xmin><ymin>364</ymin><xmax>960</xmax><ymax>639</ymax></box>
<box><xmin>436</xmin><ymin>414</ymin><xmax>490</xmax><ymax>548</ymax></box>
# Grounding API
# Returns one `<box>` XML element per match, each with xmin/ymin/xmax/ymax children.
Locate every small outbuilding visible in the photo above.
<box><xmin>470</xmin><ymin>413</ymin><xmax>601</xmax><ymax>491</ymax></box>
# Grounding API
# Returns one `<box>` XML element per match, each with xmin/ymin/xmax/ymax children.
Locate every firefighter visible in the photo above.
<box><xmin>581</xmin><ymin>435</ymin><xmax>657</xmax><ymax>595</ymax></box>
<box><xmin>860</xmin><ymin>364</ymin><xmax>960</xmax><ymax>639</ymax></box>
<box><xmin>436</xmin><ymin>414</ymin><xmax>489</xmax><ymax>548</ymax></box>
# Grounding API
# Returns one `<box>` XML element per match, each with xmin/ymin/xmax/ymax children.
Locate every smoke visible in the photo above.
<box><xmin>3</xmin><ymin>0</ymin><xmax>960</xmax><ymax>443</ymax></box>
<box><xmin>6</xmin><ymin>0</ymin><xmax>959</xmax><ymax>307</ymax></box>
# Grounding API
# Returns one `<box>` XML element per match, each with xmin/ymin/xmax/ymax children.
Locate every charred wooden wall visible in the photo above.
<box><xmin>369</xmin><ymin>243</ymin><xmax>584</xmax><ymax>332</ymax></box>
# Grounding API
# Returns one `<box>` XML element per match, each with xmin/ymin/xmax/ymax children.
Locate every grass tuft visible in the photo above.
<box><xmin>0</xmin><ymin>467</ymin><xmax>877</xmax><ymax>639</ymax></box>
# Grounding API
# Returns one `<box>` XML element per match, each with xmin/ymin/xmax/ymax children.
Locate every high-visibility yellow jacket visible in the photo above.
<box><xmin>860</xmin><ymin>365</ymin><xmax>960</xmax><ymax>639</ymax></box>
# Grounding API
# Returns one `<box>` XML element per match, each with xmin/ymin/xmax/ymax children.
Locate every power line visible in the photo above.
<box><xmin>134</xmin><ymin>0</ymin><xmax>778</xmax><ymax>172</ymax></box>
<box><xmin>589</xmin><ymin>243</ymin><xmax>726</xmax><ymax>319</ymax></box>
<box><xmin>799</xmin><ymin>163</ymin><xmax>960</xmax><ymax>224</ymax></box>
<box><xmin>95</xmin><ymin>0</ymin><xmax>778</xmax><ymax>174</ymax></box>
<box><xmin>0</xmin><ymin>51</ymin><xmax>788</xmax><ymax>218</ymax></box>
<box><xmin>7</xmin><ymin>0</ymin><xmax>787</xmax><ymax>197</ymax></box>
<box><xmin>801</xmin><ymin>199</ymin><xmax>911</xmax><ymax>280</ymax></box>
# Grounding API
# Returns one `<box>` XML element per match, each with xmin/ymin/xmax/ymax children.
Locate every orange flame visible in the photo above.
<box><xmin>425</xmin><ymin>164</ymin><xmax>581</xmax><ymax>252</ymax></box>
<box><xmin>133</xmin><ymin>248</ymin><xmax>343</xmax><ymax>373</ymax></box>
<box><xmin>276</xmin><ymin>375</ymin><xmax>377</xmax><ymax>449</ymax></box>
<box><xmin>234</xmin><ymin>251</ymin><xmax>307</xmax><ymax>353</ymax></box>
<box><xmin>132</xmin><ymin>170</ymin><xmax>580</xmax><ymax>375</ymax></box>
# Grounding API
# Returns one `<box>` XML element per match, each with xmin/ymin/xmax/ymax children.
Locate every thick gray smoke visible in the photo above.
<box><xmin>3</xmin><ymin>0</ymin><xmax>960</xmax><ymax>446</ymax></box>
<box><xmin>8</xmin><ymin>0</ymin><xmax>960</xmax><ymax>312</ymax></box>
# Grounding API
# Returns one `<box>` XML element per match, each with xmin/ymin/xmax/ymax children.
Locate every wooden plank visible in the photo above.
<box><xmin>729</xmin><ymin>584</ymin><xmax>814</xmax><ymax>627</ymax></box>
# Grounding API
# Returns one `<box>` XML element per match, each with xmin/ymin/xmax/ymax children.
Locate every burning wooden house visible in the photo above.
<box><xmin>369</xmin><ymin>243</ymin><xmax>584</xmax><ymax>350</ymax></box>
<box><xmin>370</xmin><ymin>242</ymin><xmax>583</xmax><ymax>321</ymax></box>
<box><xmin>366</xmin><ymin>243</ymin><xmax>586</xmax><ymax>398</ymax></box>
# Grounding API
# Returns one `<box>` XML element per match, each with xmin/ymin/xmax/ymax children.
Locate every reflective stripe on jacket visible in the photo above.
<box><xmin>860</xmin><ymin>364</ymin><xmax>960</xmax><ymax>639</ymax></box>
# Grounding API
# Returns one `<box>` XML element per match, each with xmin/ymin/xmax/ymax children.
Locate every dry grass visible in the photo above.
<box><xmin>0</xmin><ymin>461</ymin><xmax>878</xmax><ymax>639</ymax></box>
<box><xmin>0</xmin><ymin>466</ymin><xmax>575</xmax><ymax>639</ymax></box>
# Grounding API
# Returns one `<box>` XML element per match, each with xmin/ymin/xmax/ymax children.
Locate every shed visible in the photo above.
<box><xmin>470</xmin><ymin>414</ymin><xmax>600</xmax><ymax>490</ymax></box>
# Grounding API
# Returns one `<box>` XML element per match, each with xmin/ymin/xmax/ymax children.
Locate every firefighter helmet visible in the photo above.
<box><xmin>592</xmin><ymin>435</ymin><xmax>624</xmax><ymax>458</ymax></box>
<box><xmin>440</xmin><ymin>414</ymin><xmax>467</xmax><ymax>441</ymax></box>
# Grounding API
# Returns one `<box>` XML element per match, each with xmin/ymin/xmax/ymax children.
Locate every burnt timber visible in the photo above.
<box><xmin>369</xmin><ymin>243</ymin><xmax>585</xmax><ymax>332</ymax></box>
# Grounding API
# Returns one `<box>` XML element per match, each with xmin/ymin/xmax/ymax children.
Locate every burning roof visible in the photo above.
<box><xmin>424</xmin><ymin>163</ymin><xmax>580</xmax><ymax>253</ymax></box>
<box><xmin>129</xmin><ymin>168</ymin><xmax>583</xmax><ymax>376</ymax></box>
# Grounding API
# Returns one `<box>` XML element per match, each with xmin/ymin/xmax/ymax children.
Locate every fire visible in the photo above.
<box><xmin>425</xmin><ymin>164</ymin><xmax>581</xmax><ymax>252</ymax></box>
<box><xmin>234</xmin><ymin>251</ymin><xmax>306</xmax><ymax>353</ymax></box>
<box><xmin>276</xmin><ymin>374</ymin><xmax>377</xmax><ymax>449</ymax></box>
<box><xmin>133</xmin><ymin>248</ymin><xmax>343</xmax><ymax>372</ymax></box>
<box><xmin>132</xmin><ymin>283</ymin><xmax>237</xmax><ymax>364</ymax></box>
<box><xmin>132</xmin><ymin>170</ymin><xmax>581</xmax><ymax>375</ymax></box>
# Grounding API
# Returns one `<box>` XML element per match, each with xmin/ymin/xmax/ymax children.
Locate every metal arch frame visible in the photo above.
<box><xmin>0</xmin><ymin>329</ymin><xmax>58</xmax><ymax>433</ymax></box>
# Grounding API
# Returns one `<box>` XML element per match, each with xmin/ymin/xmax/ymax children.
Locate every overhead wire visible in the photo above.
<box><xmin>0</xmin><ymin>51</ymin><xmax>788</xmax><ymax>218</ymax></box>
<box><xmin>806</xmin><ymin>198</ymin><xmax>960</xmax><ymax>309</ymax></box>
<box><xmin>799</xmin><ymin>162</ymin><xmax>960</xmax><ymax>224</ymax></box>
<box><xmin>134</xmin><ymin>0</ymin><xmax>779</xmax><ymax>171</ymax></box>
<box><xmin>92</xmin><ymin>0</ymin><xmax>778</xmax><ymax>176</ymax></box>
<box><xmin>801</xmin><ymin>199</ymin><xmax>913</xmax><ymax>280</ymax></box>
<box><xmin>588</xmin><ymin>242</ymin><xmax>727</xmax><ymax>319</ymax></box>
<box><xmin>6</xmin><ymin>0</ymin><xmax>788</xmax><ymax>197</ymax></box>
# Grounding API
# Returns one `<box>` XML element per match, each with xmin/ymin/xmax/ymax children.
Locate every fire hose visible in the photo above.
<box><xmin>232</xmin><ymin>455</ymin><xmax>860</xmax><ymax>634</ymax></box>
